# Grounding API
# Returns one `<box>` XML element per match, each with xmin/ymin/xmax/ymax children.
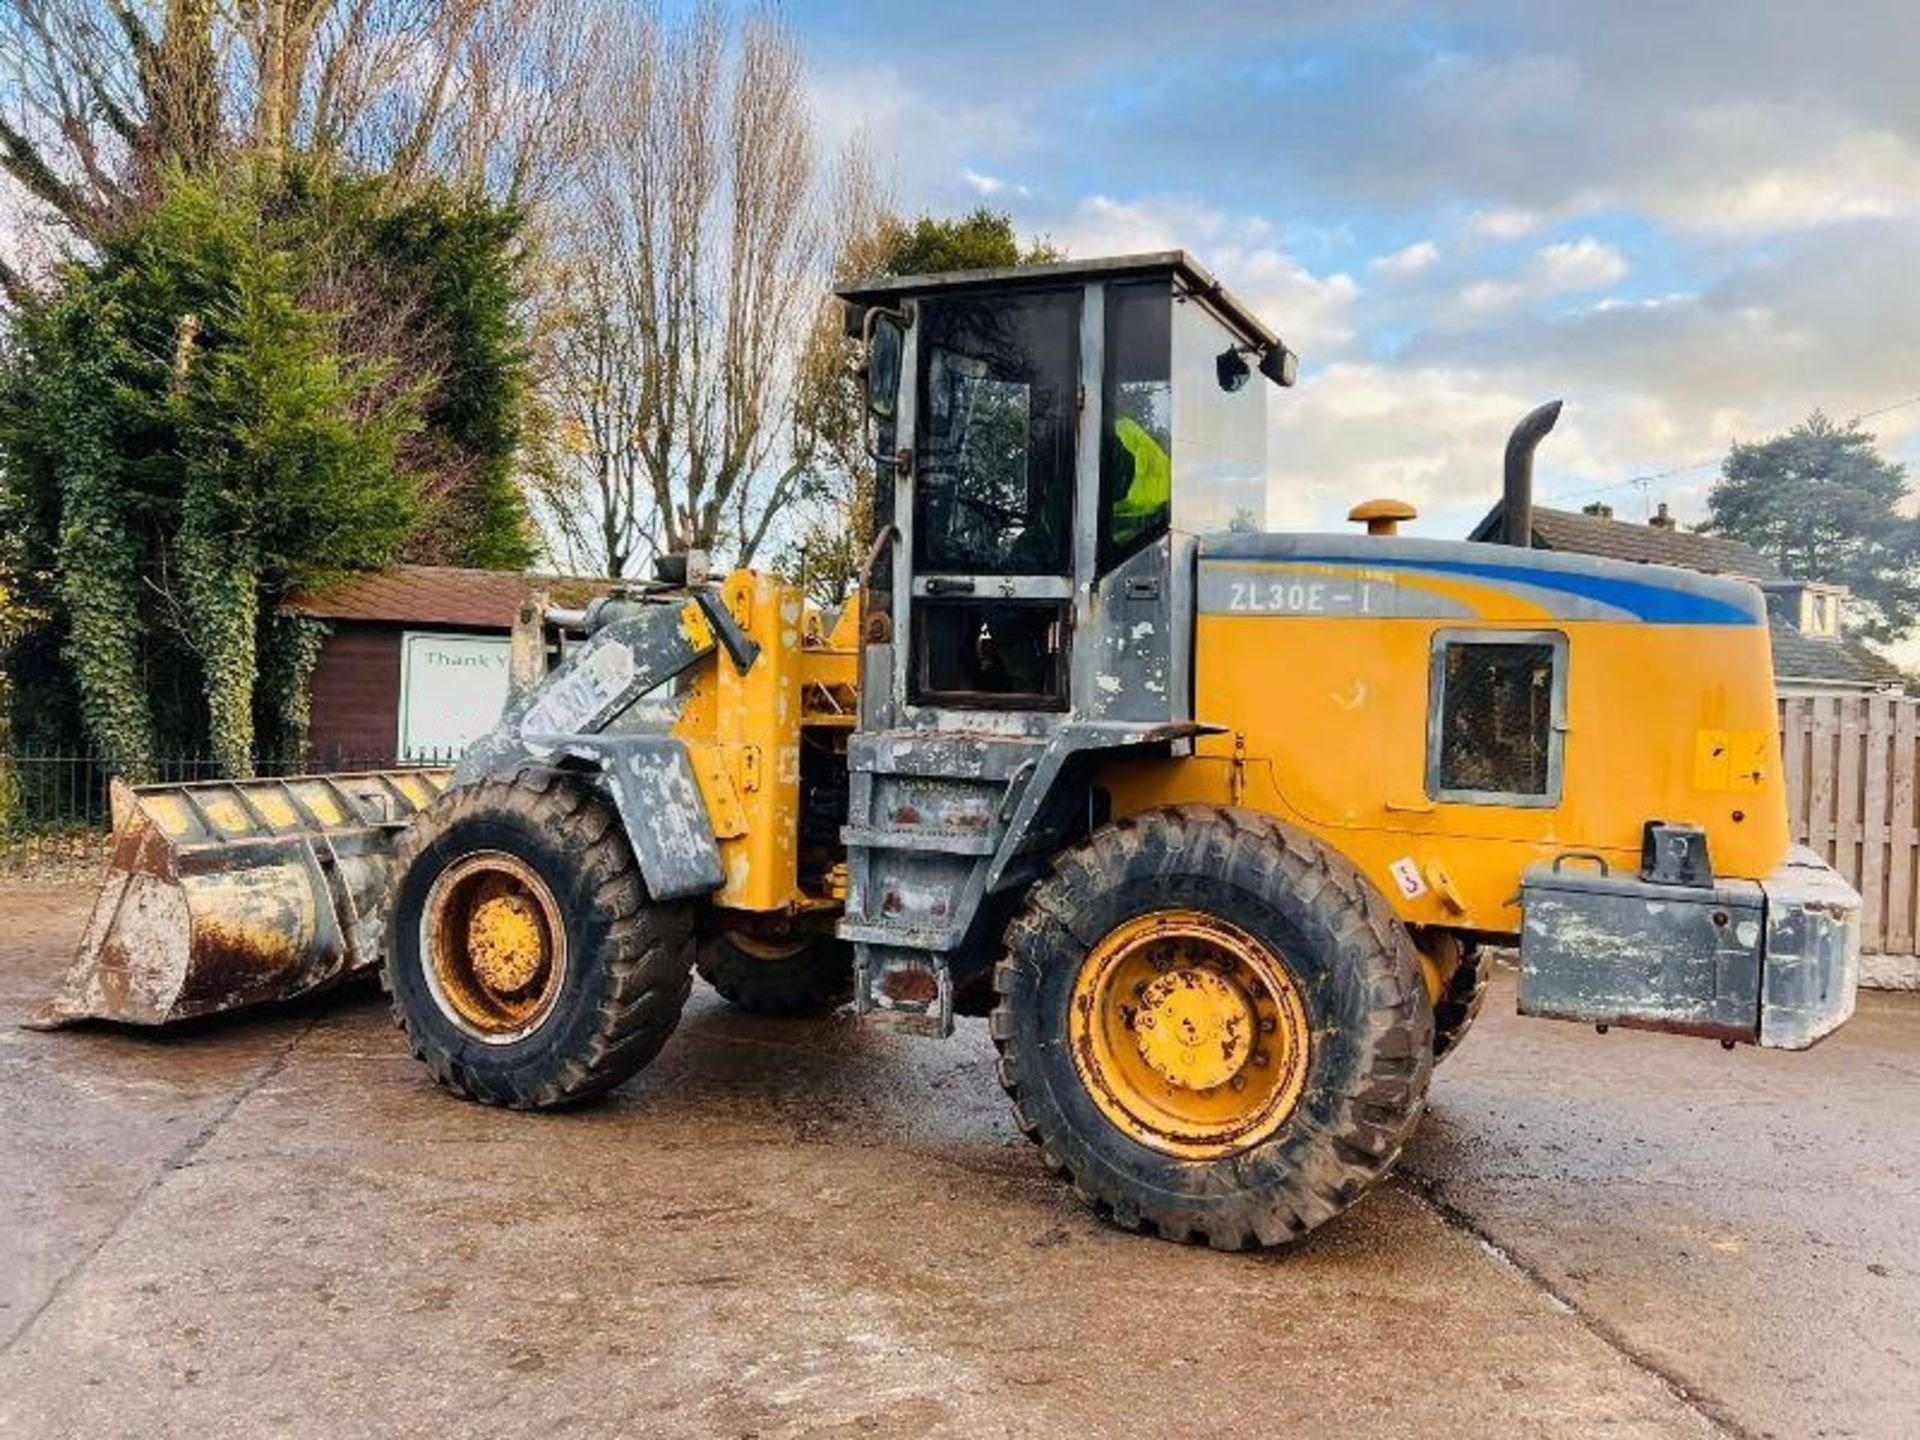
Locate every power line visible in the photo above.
<box><xmin>1545</xmin><ymin>386</ymin><xmax>1920</xmax><ymax>507</ymax></box>
<box><xmin>1853</xmin><ymin>393</ymin><xmax>1920</xmax><ymax>423</ymax></box>
<box><xmin>1547</xmin><ymin>456</ymin><xmax>1720</xmax><ymax>505</ymax></box>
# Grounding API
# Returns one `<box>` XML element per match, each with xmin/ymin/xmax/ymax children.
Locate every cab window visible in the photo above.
<box><xmin>1099</xmin><ymin>280</ymin><xmax>1173</xmax><ymax>572</ymax></box>
<box><xmin>913</xmin><ymin>290</ymin><xmax>1077</xmax><ymax>577</ymax></box>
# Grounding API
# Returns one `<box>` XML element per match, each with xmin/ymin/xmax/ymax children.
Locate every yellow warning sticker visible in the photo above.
<box><xmin>1694</xmin><ymin>729</ymin><xmax>1769</xmax><ymax>793</ymax></box>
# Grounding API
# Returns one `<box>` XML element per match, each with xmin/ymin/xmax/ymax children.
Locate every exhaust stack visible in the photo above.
<box><xmin>1502</xmin><ymin>400</ymin><xmax>1564</xmax><ymax>548</ymax></box>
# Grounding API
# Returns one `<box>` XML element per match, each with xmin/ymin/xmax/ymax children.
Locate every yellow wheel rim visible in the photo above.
<box><xmin>1069</xmin><ymin>909</ymin><xmax>1311</xmax><ymax>1160</ymax></box>
<box><xmin>421</xmin><ymin>851</ymin><xmax>567</xmax><ymax>1044</ymax></box>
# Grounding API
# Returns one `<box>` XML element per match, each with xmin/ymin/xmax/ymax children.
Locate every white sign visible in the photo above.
<box><xmin>1389</xmin><ymin>857</ymin><xmax>1428</xmax><ymax>900</ymax></box>
<box><xmin>398</xmin><ymin>632</ymin><xmax>512</xmax><ymax>762</ymax></box>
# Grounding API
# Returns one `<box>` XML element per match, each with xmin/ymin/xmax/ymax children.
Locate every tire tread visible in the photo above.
<box><xmin>989</xmin><ymin>804</ymin><xmax>1434</xmax><ymax>1249</ymax></box>
<box><xmin>384</xmin><ymin>770</ymin><xmax>694</xmax><ymax>1109</ymax></box>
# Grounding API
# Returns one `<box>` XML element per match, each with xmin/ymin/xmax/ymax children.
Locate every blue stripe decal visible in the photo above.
<box><xmin>1286</xmin><ymin>555</ymin><xmax>1760</xmax><ymax>626</ymax></box>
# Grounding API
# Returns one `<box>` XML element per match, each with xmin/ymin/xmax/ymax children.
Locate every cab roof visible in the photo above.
<box><xmin>835</xmin><ymin>250</ymin><xmax>1281</xmax><ymax>351</ymax></box>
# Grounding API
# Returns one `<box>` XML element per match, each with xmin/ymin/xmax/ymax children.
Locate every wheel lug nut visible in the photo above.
<box><xmin>1251</xmin><ymin>1050</ymin><xmax>1271</xmax><ymax>1068</ymax></box>
<box><xmin>1259</xmin><ymin>1016</ymin><xmax>1276</xmax><ymax>1034</ymax></box>
<box><xmin>1230</xmin><ymin>1075</ymin><xmax>1247</xmax><ymax>1092</ymax></box>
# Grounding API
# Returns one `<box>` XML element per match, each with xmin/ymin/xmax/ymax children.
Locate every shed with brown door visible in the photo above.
<box><xmin>284</xmin><ymin>565</ymin><xmax>610</xmax><ymax>768</ymax></box>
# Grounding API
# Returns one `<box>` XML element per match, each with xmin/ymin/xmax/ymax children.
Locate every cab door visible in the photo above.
<box><xmin>903</xmin><ymin>289</ymin><xmax>1080</xmax><ymax>712</ymax></box>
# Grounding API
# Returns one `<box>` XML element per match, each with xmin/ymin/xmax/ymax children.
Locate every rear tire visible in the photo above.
<box><xmin>696</xmin><ymin>929</ymin><xmax>852</xmax><ymax>1016</ymax></box>
<box><xmin>992</xmin><ymin>805</ymin><xmax>1432</xmax><ymax>1249</ymax></box>
<box><xmin>384</xmin><ymin>770</ymin><xmax>695</xmax><ymax>1109</ymax></box>
<box><xmin>1430</xmin><ymin>934</ymin><xmax>1491</xmax><ymax>1063</ymax></box>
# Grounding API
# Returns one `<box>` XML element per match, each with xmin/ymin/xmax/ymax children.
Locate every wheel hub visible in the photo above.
<box><xmin>1133</xmin><ymin>968</ymin><xmax>1255</xmax><ymax>1091</ymax></box>
<box><xmin>1068</xmin><ymin>909</ymin><xmax>1312</xmax><ymax>1159</ymax></box>
<box><xmin>420</xmin><ymin>852</ymin><xmax>567</xmax><ymax>1044</ymax></box>
<box><xmin>467</xmin><ymin>893</ymin><xmax>547</xmax><ymax>993</ymax></box>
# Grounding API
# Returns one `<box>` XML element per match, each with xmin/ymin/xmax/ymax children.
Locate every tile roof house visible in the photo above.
<box><xmin>283</xmin><ymin>565</ymin><xmax>613</xmax><ymax>766</ymax></box>
<box><xmin>1469</xmin><ymin>500</ymin><xmax>1906</xmax><ymax>694</ymax></box>
<box><xmin>286</xmin><ymin>565</ymin><xmax>609</xmax><ymax>630</ymax></box>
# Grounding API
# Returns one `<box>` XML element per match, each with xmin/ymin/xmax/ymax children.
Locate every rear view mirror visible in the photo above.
<box><xmin>864</xmin><ymin>309</ymin><xmax>905</xmax><ymax>422</ymax></box>
<box><xmin>862</xmin><ymin>307</ymin><xmax>907</xmax><ymax>465</ymax></box>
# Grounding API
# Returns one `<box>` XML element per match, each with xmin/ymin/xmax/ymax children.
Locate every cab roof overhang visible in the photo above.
<box><xmin>835</xmin><ymin>250</ymin><xmax>1281</xmax><ymax>353</ymax></box>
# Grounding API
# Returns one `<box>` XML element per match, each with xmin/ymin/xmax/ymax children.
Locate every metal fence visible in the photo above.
<box><xmin>0</xmin><ymin>744</ymin><xmax>463</xmax><ymax>837</ymax></box>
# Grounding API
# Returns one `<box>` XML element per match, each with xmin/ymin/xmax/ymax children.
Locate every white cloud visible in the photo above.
<box><xmin>1444</xmin><ymin>236</ymin><xmax>1629</xmax><ymax>322</ymax></box>
<box><xmin>1451</xmin><ymin>277</ymin><xmax>1522</xmax><ymax>318</ymax></box>
<box><xmin>961</xmin><ymin>167</ymin><xmax>1030</xmax><ymax>198</ymax></box>
<box><xmin>1369</xmin><ymin>239</ymin><xmax>1440</xmax><ymax>279</ymax></box>
<box><xmin>1469</xmin><ymin>206</ymin><xmax>1545</xmax><ymax>241</ymax></box>
<box><xmin>1634</xmin><ymin>128</ymin><xmax>1920</xmax><ymax>235</ymax></box>
<box><xmin>1590</xmin><ymin>292</ymin><xmax>1694</xmax><ymax>314</ymax></box>
<box><xmin>1534</xmin><ymin>238</ymin><xmax>1629</xmax><ymax>291</ymax></box>
<box><xmin>1047</xmin><ymin>194</ymin><xmax>1362</xmax><ymax>357</ymax></box>
<box><xmin>803</xmin><ymin>60</ymin><xmax>1041</xmax><ymax>210</ymax></box>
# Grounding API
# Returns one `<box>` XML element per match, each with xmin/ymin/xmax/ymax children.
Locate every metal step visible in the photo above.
<box><xmin>840</xmin><ymin>824</ymin><xmax>997</xmax><ymax>856</ymax></box>
<box><xmin>838</xmin><ymin>918</ymin><xmax>966</xmax><ymax>950</ymax></box>
<box><xmin>839</xmin><ymin>727</ymin><xmax>1048</xmax><ymax>1037</ymax></box>
<box><xmin>848</xmin><ymin>730</ymin><xmax>1044</xmax><ymax>780</ymax></box>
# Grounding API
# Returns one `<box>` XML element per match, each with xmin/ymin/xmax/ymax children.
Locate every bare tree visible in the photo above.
<box><xmin>777</xmin><ymin>166</ymin><xmax>899</xmax><ymax>605</ymax></box>
<box><xmin>535</xmin><ymin>8</ymin><xmax>880</xmax><ymax>575</ymax></box>
<box><xmin>0</xmin><ymin>0</ymin><xmax>599</xmax><ymax>295</ymax></box>
<box><xmin>537</xmin><ymin>233</ymin><xmax>659</xmax><ymax>578</ymax></box>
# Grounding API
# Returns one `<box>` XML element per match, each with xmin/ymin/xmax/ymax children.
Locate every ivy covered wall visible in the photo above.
<box><xmin>0</xmin><ymin>164</ymin><xmax>535</xmax><ymax>777</ymax></box>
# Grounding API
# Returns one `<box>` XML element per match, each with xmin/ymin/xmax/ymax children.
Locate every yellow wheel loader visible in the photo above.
<box><xmin>44</xmin><ymin>252</ymin><xmax>1860</xmax><ymax>1248</ymax></box>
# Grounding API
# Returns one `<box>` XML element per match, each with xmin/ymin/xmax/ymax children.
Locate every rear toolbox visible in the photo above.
<box><xmin>1519</xmin><ymin>844</ymin><xmax>1859</xmax><ymax>1050</ymax></box>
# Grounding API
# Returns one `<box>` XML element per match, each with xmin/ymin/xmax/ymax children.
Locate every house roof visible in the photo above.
<box><xmin>1768</xmin><ymin>619</ymin><xmax>1907</xmax><ymax>688</ymax></box>
<box><xmin>1469</xmin><ymin>502</ymin><xmax>1783</xmax><ymax>580</ymax></box>
<box><xmin>284</xmin><ymin>565</ymin><xmax>612</xmax><ymax>630</ymax></box>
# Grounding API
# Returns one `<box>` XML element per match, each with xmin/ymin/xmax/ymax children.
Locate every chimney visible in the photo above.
<box><xmin>1582</xmin><ymin>501</ymin><xmax>1613</xmax><ymax>519</ymax></box>
<box><xmin>1649</xmin><ymin>501</ymin><xmax>1676</xmax><ymax>531</ymax></box>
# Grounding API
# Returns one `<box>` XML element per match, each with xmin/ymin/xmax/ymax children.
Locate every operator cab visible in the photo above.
<box><xmin>838</xmin><ymin>252</ymin><xmax>1296</xmax><ymax>730</ymax></box>
<box><xmin>836</xmin><ymin>254</ymin><xmax>1298</xmax><ymax>1035</ymax></box>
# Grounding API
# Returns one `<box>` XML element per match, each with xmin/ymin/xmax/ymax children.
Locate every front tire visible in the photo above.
<box><xmin>992</xmin><ymin>806</ymin><xmax>1432</xmax><ymax>1249</ymax></box>
<box><xmin>384</xmin><ymin>771</ymin><xmax>696</xmax><ymax>1109</ymax></box>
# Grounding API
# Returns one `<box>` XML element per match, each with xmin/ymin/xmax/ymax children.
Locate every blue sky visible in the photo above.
<box><xmin>792</xmin><ymin>1</ymin><xmax>1920</xmax><ymax>538</ymax></box>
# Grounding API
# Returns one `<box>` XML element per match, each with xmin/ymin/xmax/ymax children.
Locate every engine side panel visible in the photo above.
<box><xmin>1100</xmin><ymin>536</ymin><xmax>1790</xmax><ymax>941</ymax></box>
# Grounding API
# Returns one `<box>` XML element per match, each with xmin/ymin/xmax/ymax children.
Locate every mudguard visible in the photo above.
<box><xmin>458</xmin><ymin>596</ymin><xmax>729</xmax><ymax>904</ymax></box>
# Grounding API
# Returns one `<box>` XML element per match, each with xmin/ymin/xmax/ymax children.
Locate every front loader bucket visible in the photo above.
<box><xmin>31</xmin><ymin>769</ymin><xmax>450</xmax><ymax>1028</ymax></box>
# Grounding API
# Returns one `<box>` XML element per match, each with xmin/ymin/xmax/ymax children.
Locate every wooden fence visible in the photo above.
<box><xmin>1779</xmin><ymin>693</ymin><xmax>1920</xmax><ymax>957</ymax></box>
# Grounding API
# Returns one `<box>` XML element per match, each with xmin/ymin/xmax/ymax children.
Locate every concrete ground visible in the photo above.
<box><xmin>1</xmin><ymin>883</ymin><xmax>1914</xmax><ymax>1440</ymax></box>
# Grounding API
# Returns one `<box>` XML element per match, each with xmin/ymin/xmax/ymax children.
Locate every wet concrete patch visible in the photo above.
<box><xmin>4</xmin><ymin>887</ymin><xmax>1915</xmax><ymax>1437</ymax></box>
<box><xmin>1407</xmin><ymin>977</ymin><xmax>1920</xmax><ymax>1439</ymax></box>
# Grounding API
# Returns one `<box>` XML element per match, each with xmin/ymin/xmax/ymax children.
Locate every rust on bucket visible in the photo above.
<box><xmin>29</xmin><ymin>770</ymin><xmax>450</xmax><ymax>1028</ymax></box>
